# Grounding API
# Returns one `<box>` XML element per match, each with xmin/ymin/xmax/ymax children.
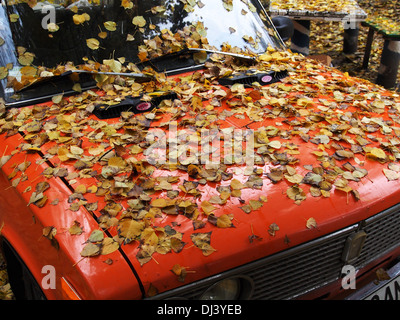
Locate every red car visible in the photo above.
<box><xmin>1</xmin><ymin>0</ymin><xmax>400</xmax><ymax>303</ymax></box>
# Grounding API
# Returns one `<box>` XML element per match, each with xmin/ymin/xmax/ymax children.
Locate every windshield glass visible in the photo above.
<box><xmin>0</xmin><ymin>0</ymin><xmax>284</xmax><ymax>105</ymax></box>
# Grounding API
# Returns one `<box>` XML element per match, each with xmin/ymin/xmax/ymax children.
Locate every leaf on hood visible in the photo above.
<box><xmin>118</xmin><ymin>219</ymin><xmax>145</xmax><ymax>243</ymax></box>
<box><xmin>191</xmin><ymin>231</ymin><xmax>216</xmax><ymax>256</ymax></box>
<box><xmin>100</xmin><ymin>237</ymin><xmax>119</xmax><ymax>255</ymax></box>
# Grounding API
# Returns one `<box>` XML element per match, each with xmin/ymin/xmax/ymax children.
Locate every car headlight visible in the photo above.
<box><xmin>199</xmin><ymin>276</ymin><xmax>253</xmax><ymax>300</ymax></box>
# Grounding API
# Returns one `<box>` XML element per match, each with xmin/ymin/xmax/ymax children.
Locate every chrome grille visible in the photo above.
<box><xmin>151</xmin><ymin>203</ymin><xmax>400</xmax><ymax>300</ymax></box>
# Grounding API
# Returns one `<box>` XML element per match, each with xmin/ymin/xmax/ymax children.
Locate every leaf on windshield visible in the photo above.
<box><xmin>306</xmin><ymin>217</ymin><xmax>317</xmax><ymax>229</ymax></box>
<box><xmin>103</xmin><ymin>58</ymin><xmax>122</xmax><ymax>73</ymax></box>
<box><xmin>17</xmin><ymin>47</ymin><xmax>35</xmax><ymax>66</ymax></box>
<box><xmin>86</xmin><ymin>38</ymin><xmax>100</xmax><ymax>50</ymax></box>
<box><xmin>151</xmin><ymin>5</ymin><xmax>166</xmax><ymax>14</ymax></box>
<box><xmin>104</xmin><ymin>21</ymin><xmax>117</xmax><ymax>32</ymax></box>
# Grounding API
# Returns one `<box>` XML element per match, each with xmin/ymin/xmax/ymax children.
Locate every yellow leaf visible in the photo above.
<box><xmin>230</xmin><ymin>179</ymin><xmax>244</xmax><ymax>190</ymax></box>
<box><xmin>10</xmin><ymin>14</ymin><xmax>19</xmax><ymax>22</ymax></box>
<box><xmin>101</xmin><ymin>237</ymin><xmax>119</xmax><ymax>255</ymax></box>
<box><xmin>306</xmin><ymin>217</ymin><xmax>317</xmax><ymax>229</ymax></box>
<box><xmin>104</xmin><ymin>21</ymin><xmax>117</xmax><ymax>31</ymax></box>
<box><xmin>118</xmin><ymin>219</ymin><xmax>145</xmax><ymax>240</ymax></box>
<box><xmin>216</xmin><ymin>214</ymin><xmax>233</xmax><ymax>228</ymax></box>
<box><xmin>121</xmin><ymin>0</ymin><xmax>133</xmax><ymax>9</ymax></box>
<box><xmin>108</xmin><ymin>156</ymin><xmax>126</xmax><ymax>168</ymax></box>
<box><xmin>98</xmin><ymin>31</ymin><xmax>107</xmax><ymax>39</ymax></box>
<box><xmin>86</xmin><ymin>38</ymin><xmax>100</xmax><ymax>50</ymax></box>
<box><xmin>369</xmin><ymin>147</ymin><xmax>386</xmax><ymax>161</ymax></box>
<box><xmin>69</xmin><ymin>221</ymin><xmax>83</xmax><ymax>235</ymax></box>
<box><xmin>73</xmin><ymin>14</ymin><xmax>87</xmax><ymax>25</ymax></box>
<box><xmin>103</xmin><ymin>58</ymin><xmax>122</xmax><ymax>73</ymax></box>
<box><xmin>0</xmin><ymin>67</ymin><xmax>8</xmax><ymax>80</ymax></box>
<box><xmin>75</xmin><ymin>184</ymin><xmax>87</xmax><ymax>194</ymax></box>
<box><xmin>80</xmin><ymin>243</ymin><xmax>100</xmax><ymax>257</ymax></box>
<box><xmin>132</xmin><ymin>16</ymin><xmax>146</xmax><ymax>27</ymax></box>
<box><xmin>201</xmin><ymin>201</ymin><xmax>216</xmax><ymax>215</ymax></box>
<box><xmin>151</xmin><ymin>198</ymin><xmax>167</xmax><ymax>208</ymax></box>
<box><xmin>70</xmin><ymin>145</ymin><xmax>84</xmax><ymax>155</ymax></box>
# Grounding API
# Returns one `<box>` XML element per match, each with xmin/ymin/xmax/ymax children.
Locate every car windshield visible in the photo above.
<box><xmin>0</xmin><ymin>0</ymin><xmax>285</xmax><ymax>106</ymax></box>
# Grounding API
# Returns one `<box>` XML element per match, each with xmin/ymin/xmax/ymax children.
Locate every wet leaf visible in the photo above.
<box><xmin>86</xmin><ymin>38</ymin><xmax>100</xmax><ymax>50</ymax></box>
<box><xmin>101</xmin><ymin>237</ymin><xmax>119</xmax><ymax>255</ymax></box>
<box><xmin>69</xmin><ymin>221</ymin><xmax>83</xmax><ymax>235</ymax></box>
<box><xmin>383</xmin><ymin>168</ymin><xmax>400</xmax><ymax>181</ymax></box>
<box><xmin>88</xmin><ymin>229</ymin><xmax>104</xmax><ymax>243</ymax></box>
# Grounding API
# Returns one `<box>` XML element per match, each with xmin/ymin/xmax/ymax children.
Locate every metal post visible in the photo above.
<box><xmin>290</xmin><ymin>20</ymin><xmax>310</xmax><ymax>56</ymax></box>
<box><xmin>376</xmin><ymin>39</ymin><xmax>400</xmax><ymax>90</ymax></box>
<box><xmin>343</xmin><ymin>23</ymin><xmax>360</xmax><ymax>54</ymax></box>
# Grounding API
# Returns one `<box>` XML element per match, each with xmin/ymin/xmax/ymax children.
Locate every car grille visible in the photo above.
<box><xmin>151</xmin><ymin>203</ymin><xmax>400</xmax><ymax>300</ymax></box>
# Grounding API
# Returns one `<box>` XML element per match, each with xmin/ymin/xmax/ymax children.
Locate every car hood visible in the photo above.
<box><xmin>1</xmin><ymin>49</ymin><xmax>400</xmax><ymax>298</ymax></box>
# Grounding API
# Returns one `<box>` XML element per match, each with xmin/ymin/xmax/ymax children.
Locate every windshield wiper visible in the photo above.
<box><xmin>137</xmin><ymin>48</ymin><xmax>256</xmax><ymax>75</ymax></box>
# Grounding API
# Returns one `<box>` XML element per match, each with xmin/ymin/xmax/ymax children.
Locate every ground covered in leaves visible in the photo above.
<box><xmin>308</xmin><ymin>0</ymin><xmax>400</xmax><ymax>90</ymax></box>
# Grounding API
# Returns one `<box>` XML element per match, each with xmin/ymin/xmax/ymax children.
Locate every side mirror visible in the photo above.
<box><xmin>271</xmin><ymin>16</ymin><xmax>294</xmax><ymax>42</ymax></box>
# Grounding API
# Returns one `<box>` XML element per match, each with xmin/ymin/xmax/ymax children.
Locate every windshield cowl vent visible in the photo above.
<box><xmin>93</xmin><ymin>92</ymin><xmax>178</xmax><ymax>119</ymax></box>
